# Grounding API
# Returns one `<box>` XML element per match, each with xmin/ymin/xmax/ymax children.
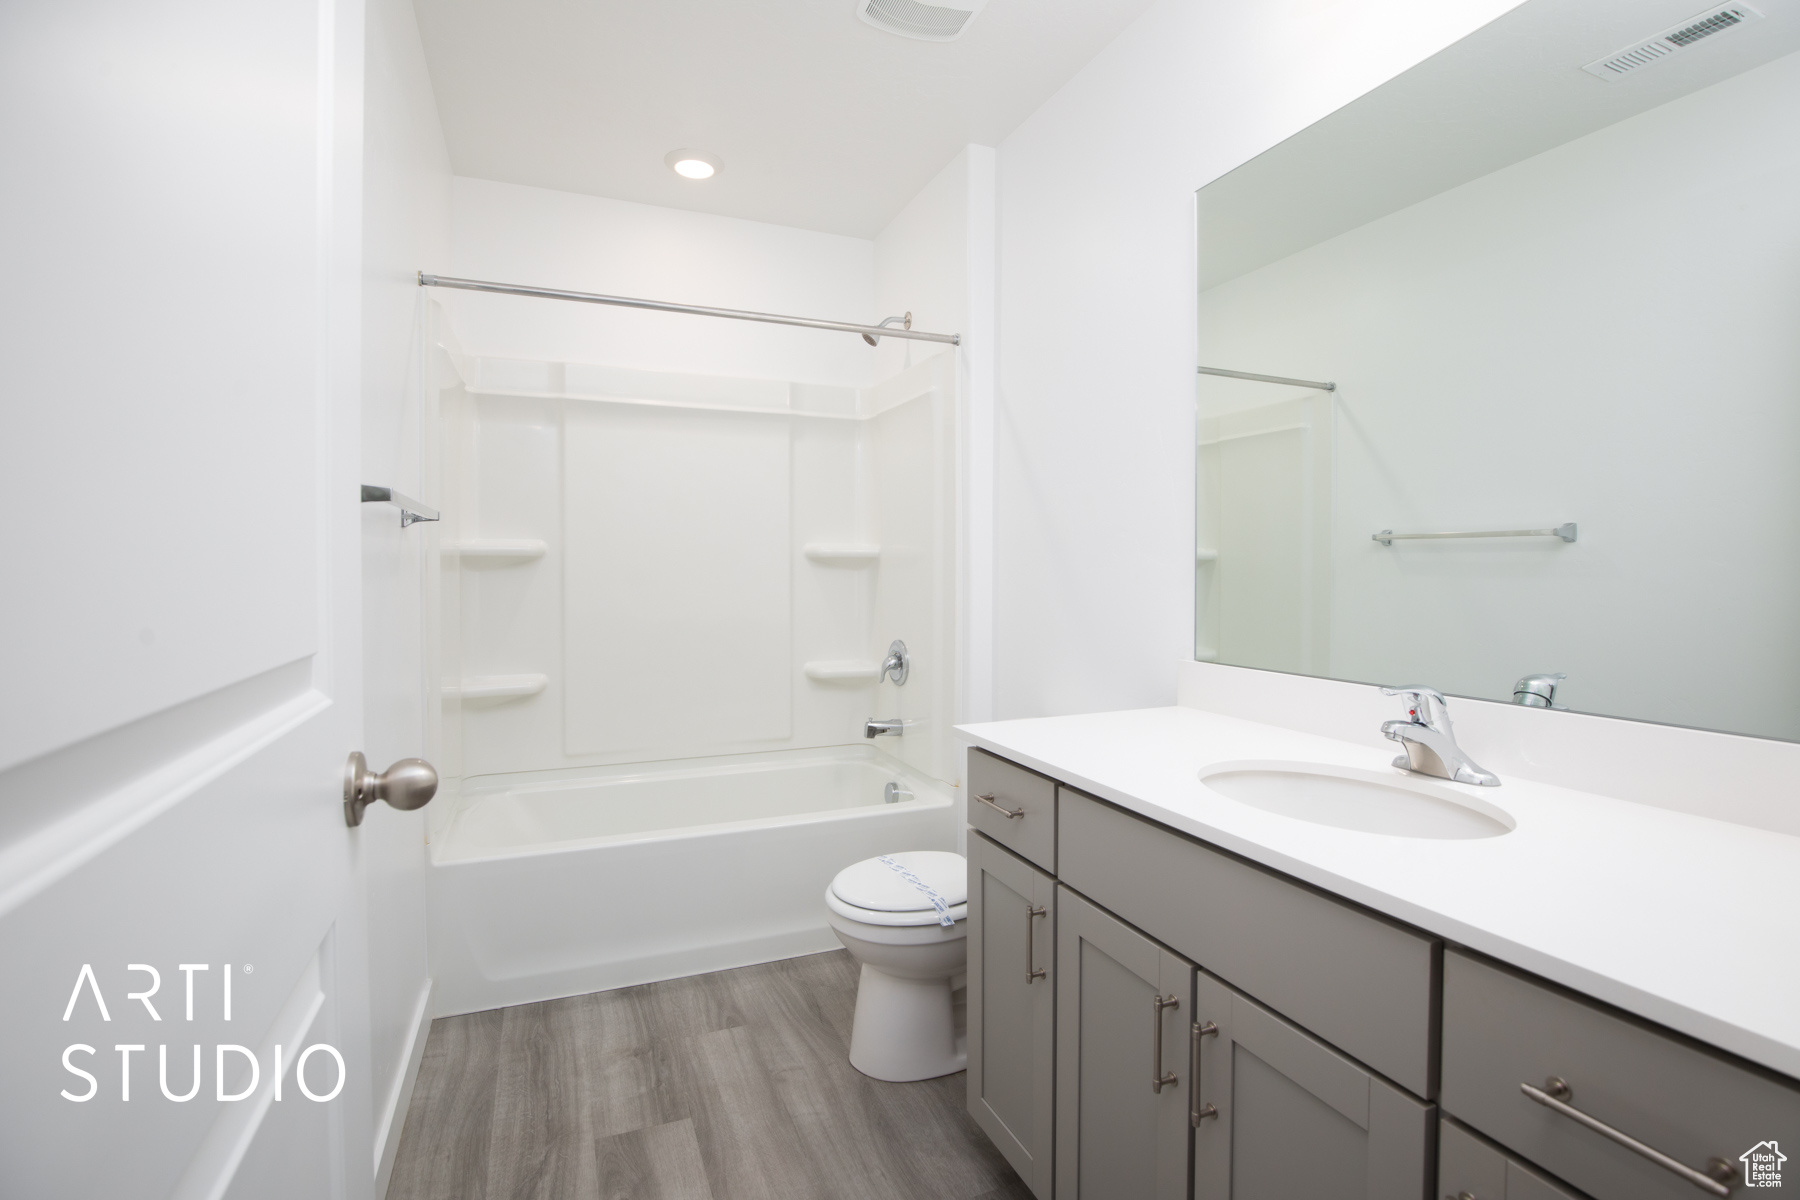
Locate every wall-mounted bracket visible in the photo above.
<box><xmin>361</xmin><ymin>484</ymin><xmax>439</xmax><ymax>527</ymax></box>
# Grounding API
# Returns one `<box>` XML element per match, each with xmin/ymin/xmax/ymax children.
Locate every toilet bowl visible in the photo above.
<box><xmin>825</xmin><ymin>850</ymin><xmax>968</xmax><ymax>1082</ymax></box>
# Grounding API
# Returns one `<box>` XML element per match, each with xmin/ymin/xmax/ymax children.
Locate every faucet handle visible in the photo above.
<box><xmin>1381</xmin><ymin>685</ymin><xmax>1451</xmax><ymax>730</ymax></box>
<box><xmin>1513</xmin><ymin>673</ymin><xmax>1566</xmax><ymax>708</ymax></box>
<box><xmin>881</xmin><ymin>639</ymin><xmax>909</xmax><ymax>686</ymax></box>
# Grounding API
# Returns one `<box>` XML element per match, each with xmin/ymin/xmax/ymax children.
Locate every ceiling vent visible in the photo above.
<box><xmin>1582</xmin><ymin>4</ymin><xmax>1762</xmax><ymax>80</ymax></box>
<box><xmin>857</xmin><ymin>0</ymin><xmax>990</xmax><ymax>42</ymax></box>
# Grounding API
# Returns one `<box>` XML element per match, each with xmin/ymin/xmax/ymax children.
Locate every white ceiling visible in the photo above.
<box><xmin>412</xmin><ymin>0</ymin><xmax>1159</xmax><ymax>238</ymax></box>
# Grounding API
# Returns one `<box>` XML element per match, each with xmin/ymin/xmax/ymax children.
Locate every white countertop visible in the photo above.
<box><xmin>958</xmin><ymin>706</ymin><xmax>1800</xmax><ymax>1083</ymax></box>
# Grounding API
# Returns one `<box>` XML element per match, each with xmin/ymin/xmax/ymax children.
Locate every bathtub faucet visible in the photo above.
<box><xmin>865</xmin><ymin>718</ymin><xmax>904</xmax><ymax>738</ymax></box>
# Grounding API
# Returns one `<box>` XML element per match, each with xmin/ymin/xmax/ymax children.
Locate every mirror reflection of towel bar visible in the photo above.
<box><xmin>1374</xmin><ymin>523</ymin><xmax>1576</xmax><ymax>546</ymax></box>
<box><xmin>1197</xmin><ymin>364</ymin><xmax>1336</xmax><ymax>391</ymax></box>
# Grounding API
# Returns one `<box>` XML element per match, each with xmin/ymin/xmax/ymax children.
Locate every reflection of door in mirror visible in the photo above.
<box><xmin>1195</xmin><ymin>389</ymin><xmax>1331</xmax><ymax>676</ymax></box>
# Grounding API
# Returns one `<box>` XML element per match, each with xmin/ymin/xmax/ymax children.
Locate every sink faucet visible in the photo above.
<box><xmin>1379</xmin><ymin>686</ymin><xmax>1499</xmax><ymax>787</ymax></box>
<box><xmin>865</xmin><ymin>717</ymin><xmax>904</xmax><ymax>738</ymax></box>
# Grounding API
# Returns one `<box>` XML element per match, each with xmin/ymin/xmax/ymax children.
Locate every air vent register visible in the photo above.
<box><xmin>1583</xmin><ymin>4</ymin><xmax>1763</xmax><ymax>79</ymax></box>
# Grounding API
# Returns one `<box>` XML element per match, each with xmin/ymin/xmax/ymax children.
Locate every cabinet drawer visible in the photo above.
<box><xmin>1439</xmin><ymin>1116</ymin><xmax>1589</xmax><ymax>1200</ymax></box>
<box><xmin>967</xmin><ymin>749</ymin><xmax>1057</xmax><ymax>872</ymax></box>
<box><xmin>1058</xmin><ymin>788</ymin><xmax>1438</xmax><ymax>1097</ymax></box>
<box><xmin>1442</xmin><ymin>950</ymin><xmax>1800</xmax><ymax>1200</ymax></box>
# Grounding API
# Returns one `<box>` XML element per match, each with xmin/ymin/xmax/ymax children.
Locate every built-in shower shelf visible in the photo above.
<box><xmin>803</xmin><ymin>660</ymin><xmax>882</xmax><ymax>682</ymax></box>
<box><xmin>803</xmin><ymin>542</ymin><xmax>881</xmax><ymax>564</ymax></box>
<box><xmin>445</xmin><ymin>674</ymin><xmax>548</xmax><ymax>700</ymax></box>
<box><xmin>447</xmin><ymin>539</ymin><xmax>547</xmax><ymax>560</ymax></box>
<box><xmin>1195</xmin><ymin>548</ymin><xmax>1219</xmax><ymax>563</ymax></box>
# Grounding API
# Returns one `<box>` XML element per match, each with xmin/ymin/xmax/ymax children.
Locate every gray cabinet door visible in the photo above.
<box><xmin>968</xmin><ymin>833</ymin><xmax>1057</xmax><ymax>1199</ymax></box>
<box><xmin>1192</xmin><ymin>970</ymin><xmax>1435</xmax><ymax>1200</ymax></box>
<box><xmin>1056</xmin><ymin>886</ymin><xmax>1192</xmax><ymax>1200</ymax></box>
<box><xmin>1439</xmin><ymin>1116</ymin><xmax>1591</xmax><ymax>1200</ymax></box>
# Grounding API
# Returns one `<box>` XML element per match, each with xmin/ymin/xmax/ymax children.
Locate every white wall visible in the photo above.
<box><xmin>444</xmin><ymin>177</ymin><xmax>877</xmax><ymax>386</ymax></box>
<box><xmin>359</xmin><ymin>0</ymin><xmax>450</xmax><ymax>1189</ymax></box>
<box><xmin>1198</xmin><ymin>51</ymin><xmax>1800</xmax><ymax>740</ymax></box>
<box><xmin>874</xmin><ymin>147</ymin><xmax>1000</xmax><ymax>726</ymax></box>
<box><xmin>992</xmin><ymin>0</ymin><xmax>1525</xmax><ymax>719</ymax></box>
<box><xmin>873</xmin><ymin>150</ymin><xmax>971</xmax><ymax>380</ymax></box>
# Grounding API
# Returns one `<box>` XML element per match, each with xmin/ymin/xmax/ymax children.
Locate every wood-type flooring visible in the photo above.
<box><xmin>387</xmin><ymin>949</ymin><xmax>1032</xmax><ymax>1200</ymax></box>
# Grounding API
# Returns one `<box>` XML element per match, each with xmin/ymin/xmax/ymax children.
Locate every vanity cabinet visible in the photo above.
<box><xmin>967</xmin><ymin>832</ymin><xmax>1057</xmax><ymax>1199</ymax></box>
<box><xmin>964</xmin><ymin>749</ymin><xmax>1800</xmax><ymax>1200</ymax></box>
<box><xmin>1191</xmin><ymin>970</ymin><xmax>1434</xmax><ymax>1200</ymax></box>
<box><xmin>1055</xmin><ymin>886</ymin><xmax>1194</xmax><ymax>1200</ymax></box>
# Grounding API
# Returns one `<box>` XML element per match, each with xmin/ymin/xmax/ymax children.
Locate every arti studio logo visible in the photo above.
<box><xmin>1742</xmin><ymin>1141</ymin><xmax>1787</xmax><ymax>1189</ymax></box>
<box><xmin>59</xmin><ymin>963</ymin><xmax>343</xmax><ymax>1104</ymax></box>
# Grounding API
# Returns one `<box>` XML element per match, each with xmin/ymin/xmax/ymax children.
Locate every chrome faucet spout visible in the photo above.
<box><xmin>865</xmin><ymin>717</ymin><xmax>904</xmax><ymax>738</ymax></box>
<box><xmin>1378</xmin><ymin>686</ymin><xmax>1499</xmax><ymax>787</ymax></box>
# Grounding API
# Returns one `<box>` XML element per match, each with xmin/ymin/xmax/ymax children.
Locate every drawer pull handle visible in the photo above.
<box><xmin>975</xmin><ymin>792</ymin><xmax>1025</xmax><ymax>819</ymax></box>
<box><xmin>1152</xmin><ymin>994</ymin><xmax>1180</xmax><ymax>1093</ymax></box>
<box><xmin>1521</xmin><ymin>1078</ymin><xmax>1736</xmax><ymax>1197</ymax></box>
<box><xmin>1190</xmin><ymin>1020</ymin><xmax>1218</xmax><ymax>1125</ymax></box>
<box><xmin>1025</xmin><ymin>904</ymin><xmax>1047</xmax><ymax>983</ymax></box>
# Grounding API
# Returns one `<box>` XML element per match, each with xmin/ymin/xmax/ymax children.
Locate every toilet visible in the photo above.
<box><xmin>825</xmin><ymin>850</ymin><xmax>968</xmax><ymax>1082</ymax></box>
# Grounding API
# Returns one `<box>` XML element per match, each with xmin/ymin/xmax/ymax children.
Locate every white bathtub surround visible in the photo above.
<box><xmin>958</xmin><ymin>661</ymin><xmax>1800</xmax><ymax>1083</ymax></box>
<box><xmin>429</xmin><ymin>745</ymin><xmax>955</xmax><ymax>1014</ymax></box>
<box><xmin>434</xmin><ymin>349</ymin><xmax>961</xmax><ymax>797</ymax></box>
<box><xmin>826</xmin><ymin>850</ymin><xmax>970</xmax><ymax>1082</ymax></box>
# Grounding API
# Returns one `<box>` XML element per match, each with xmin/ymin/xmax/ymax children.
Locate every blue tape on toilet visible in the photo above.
<box><xmin>876</xmin><ymin>855</ymin><xmax>957</xmax><ymax>927</ymax></box>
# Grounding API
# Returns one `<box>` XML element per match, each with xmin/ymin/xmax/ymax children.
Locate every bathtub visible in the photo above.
<box><xmin>427</xmin><ymin>745</ymin><xmax>957</xmax><ymax>1014</ymax></box>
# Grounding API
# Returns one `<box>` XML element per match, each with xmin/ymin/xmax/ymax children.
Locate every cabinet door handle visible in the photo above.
<box><xmin>1025</xmin><ymin>904</ymin><xmax>1047</xmax><ymax>983</ymax></box>
<box><xmin>1190</xmin><ymin>1020</ymin><xmax>1219</xmax><ymax>1125</ymax></box>
<box><xmin>1151</xmin><ymin>994</ymin><xmax>1180</xmax><ymax>1093</ymax></box>
<box><xmin>975</xmin><ymin>792</ymin><xmax>1025</xmax><ymax>819</ymax></box>
<box><xmin>1520</xmin><ymin>1078</ymin><xmax>1734</xmax><ymax>1197</ymax></box>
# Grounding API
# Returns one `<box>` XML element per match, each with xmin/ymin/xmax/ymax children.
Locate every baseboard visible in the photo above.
<box><xmin>431</xmin><ymin>928</ymin><xmax>842</xmax><ymax>1018</ymax></box>
<box><xmin>373</xmin><ymin>978</ymin><xmax>433</xmax><ymax>1200</ymax></box>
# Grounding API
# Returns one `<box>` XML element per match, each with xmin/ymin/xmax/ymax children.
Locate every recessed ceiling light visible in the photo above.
<box><xmin>665</xmin><ymin>149</ymin><xmax>720</xmax><ymax>180</ymax></box>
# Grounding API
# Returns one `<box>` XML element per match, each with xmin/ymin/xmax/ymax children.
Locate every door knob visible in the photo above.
<box><xmin>344</xmin><ymin>752</ymin><xmax>438</xmax><ymax>826</ymax></box>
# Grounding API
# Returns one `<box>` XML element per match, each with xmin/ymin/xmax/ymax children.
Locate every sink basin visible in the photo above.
<box><xmin>1199</xmin><ymin>761</ymin><xmax>1513</xmax><ymax>839</ymax></box>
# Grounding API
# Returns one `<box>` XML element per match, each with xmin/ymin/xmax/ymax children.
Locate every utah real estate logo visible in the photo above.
<box><xmin>1741</xmin><ymin>1140</ymin><xmax>1786</xmax><ymax>1189</ymax></box>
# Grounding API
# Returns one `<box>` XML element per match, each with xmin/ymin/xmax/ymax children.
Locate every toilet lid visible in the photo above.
<box><xmin>830</xmin><ymin>851</ymin><xmax>967</xmax><ymax>913</ymax></box>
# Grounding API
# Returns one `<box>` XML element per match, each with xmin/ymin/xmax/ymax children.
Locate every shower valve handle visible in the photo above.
<box><xmin>881</xmin><ymin>640</ymin><xmax>909</xmax><ymax>685</ymax></box>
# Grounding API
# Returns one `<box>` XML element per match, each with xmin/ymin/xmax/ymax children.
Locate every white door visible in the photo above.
<box><xmin>0</xmin><ymin>2</ymin><xmax>380</xmax><ymax>1198</ymax></box>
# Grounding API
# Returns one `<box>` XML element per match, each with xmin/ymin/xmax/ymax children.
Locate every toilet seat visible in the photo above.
<box><xmin>826</xmin><ymin>892</ymin><xmax>968</xmax><ymax>926</ymax></box>
<box><xmin>828</xmin><ymin>851</ymin><xmax>967</xmax><ymax>927</ymax></box>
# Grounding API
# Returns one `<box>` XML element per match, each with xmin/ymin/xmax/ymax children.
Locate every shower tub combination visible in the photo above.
<box><xmin>428</xmin><ymin>745</ymin><xmax>956</xmax><ymax>1014</ymax></box>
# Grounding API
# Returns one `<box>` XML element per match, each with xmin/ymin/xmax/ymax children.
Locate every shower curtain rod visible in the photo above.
<box><xmin>418</xmin><ymin>273</ymin><xmax>961</xmax><ymax>346</ymax></box>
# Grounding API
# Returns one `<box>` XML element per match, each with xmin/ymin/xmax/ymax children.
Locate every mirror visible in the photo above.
<box><xmin>1194</xmin><ymin>0</ymin><xmax>1800</xmax><ymax>741</ymax></box>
